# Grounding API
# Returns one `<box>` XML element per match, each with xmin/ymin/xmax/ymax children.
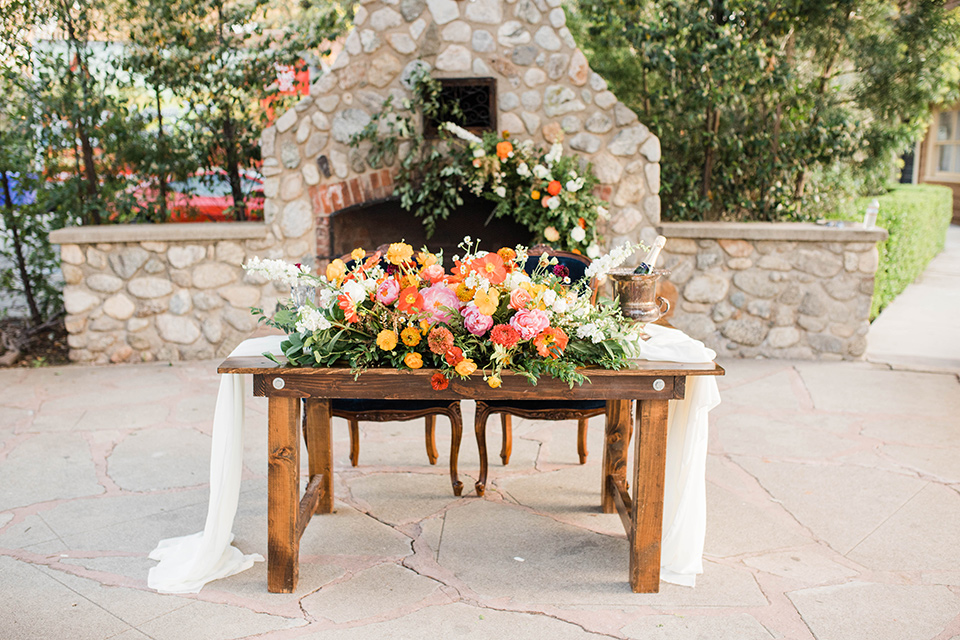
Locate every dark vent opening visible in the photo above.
<box><xmin>424</xmin><ymin>77</ymin><xmax>497</xmax><ymax>137</ymax></box>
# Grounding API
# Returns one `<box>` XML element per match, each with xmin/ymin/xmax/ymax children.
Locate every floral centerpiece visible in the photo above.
<box><xmin>245</xmin><ymin>239</ymin><xmax>646</xmax><ymax>389</ymax></box>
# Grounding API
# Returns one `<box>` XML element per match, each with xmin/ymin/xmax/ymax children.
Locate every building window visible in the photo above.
<box><xmin>423</xmin><ymin>78</ymin><xmax>497</xmax><ymax>138</ymax></box>
<box><xmin>929</xmin><ymin>108</ymin><xmax>960</xmax><ymax>181</ymax></box>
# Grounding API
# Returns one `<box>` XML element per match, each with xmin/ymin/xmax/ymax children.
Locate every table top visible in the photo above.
<box><xmin>218</xmin><ymin>355</ymin><xmax>723</xmax><ymax>401</ymax></box>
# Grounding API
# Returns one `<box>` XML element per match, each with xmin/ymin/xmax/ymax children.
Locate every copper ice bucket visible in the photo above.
<box><xmin>609</xmin><ymin>268</ymin><xmax>671</xmax><ymax>324</ymax></box>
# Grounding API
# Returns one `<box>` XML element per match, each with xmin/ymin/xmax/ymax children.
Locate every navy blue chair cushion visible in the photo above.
<box><xmin>523</xmin><ymin>254</ymin><xmax>589</xmax><ymax>284</ymax></box>
<box><xmin>481</xmin><ymin>399</ymin><xmax>606</xmax><ymax>412</ymax></box>
<box><xmin>332</xmin><ymin>399</ymin><xmax>454</xmax><ymax>413</ymax></box>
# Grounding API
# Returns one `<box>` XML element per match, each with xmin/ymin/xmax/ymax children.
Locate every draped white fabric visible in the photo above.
<box><xmin>148</xmin><ymin>326</ymin><xmax>719</xmax><ymax>592</ymax></box>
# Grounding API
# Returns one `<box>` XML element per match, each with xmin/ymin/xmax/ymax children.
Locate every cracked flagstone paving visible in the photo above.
<box><xmin>1</xmin><ymin>357</ymin><xmax>959</xmax><ymax>640</ymax></box>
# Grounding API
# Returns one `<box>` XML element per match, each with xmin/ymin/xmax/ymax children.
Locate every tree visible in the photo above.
<box><xmin>573</xmin><ymin>0</ymin><xmax>960</xmax><ymax>221</ymax></box>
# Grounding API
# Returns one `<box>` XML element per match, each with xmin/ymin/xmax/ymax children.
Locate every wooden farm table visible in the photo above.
<box><xmin>218</xmin><ymin>357</ymin><xmax>723</xmax><ymax>594</ymax></box>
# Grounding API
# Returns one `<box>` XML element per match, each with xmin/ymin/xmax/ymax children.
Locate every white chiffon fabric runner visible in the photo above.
<box><xmin>148</xmin><ymin>325</ymin><xmax>719</xmax><ymax>593</ymax></box>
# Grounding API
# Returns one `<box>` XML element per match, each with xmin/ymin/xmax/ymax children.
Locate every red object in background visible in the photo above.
<box><xmin>261</xmin><ymin>61</ymin><xmax>310</xmax><ymax>122</ymax></box>
<box><xmin>133</xmin><ymin>170</ymin><xmax>265</xmax><ymax>222</ymax></box>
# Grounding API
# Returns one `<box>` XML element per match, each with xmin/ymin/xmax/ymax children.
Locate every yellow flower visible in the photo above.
<box><xmin>456</xmin><ymin>283</ymin><xmax>475</xmax><ymax>302</ymax></box>
<box><xmin>386</xmin><ymin>242</ymin><xmax>414</xmax><ymax>265</ymax></box>
<box><xmin>401</xmin><ymin>326</ymin><xmax>421</xmax><ymax>347</ymax></box>
<box><xmin>520</xmin><ymin>282</ymin><xmax>548</xmax><ymax>310</ymax></box>
<box><xmin>531</xmin><ymin>190</ymin><xmax>541</xmax><ymax>200</ymax></box>
<box><xmin>474</xmin><ymin>287</ymin><xmax>499</xmax><ymax>316</ymax></box>
<box><xmin>404</xmin><ymin>352</ymin><xmax>423</xmax><ymax>369</ymax></box>
<box><xmin>455</xmin><ymin>358</ymin><xmax>477</xmax><ymax>377</ymax></box>
<box><xmin>487</xmin><ymin>375</ymin><xmax>502</xmax><ymax>389</ymax></box>
<box><xmin>351</xmin><ymin>247</ymin><xmax>366</xmax><ymax>262</ymax></box>
<box><xmin>376</xmin><ymin>329</ymin><xmax>398</xmax><ymax>351</ymax></box>
<box><xmin>326</xmin><ymin>259</ymin><xmax>346</xmax><ymax>282</ymax></box>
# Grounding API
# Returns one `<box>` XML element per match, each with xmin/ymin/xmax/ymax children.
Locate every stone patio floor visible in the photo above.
<box><xmin>1</xmin><ymin>227</ymin><xmax>958</xmax><ymax>640</ymax></box>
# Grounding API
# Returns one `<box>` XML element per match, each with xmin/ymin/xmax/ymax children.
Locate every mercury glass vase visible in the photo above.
<box><xmin>609</xmin><ymin>268</ymin><xmax>671</xmax><ymax>324</ymax></box>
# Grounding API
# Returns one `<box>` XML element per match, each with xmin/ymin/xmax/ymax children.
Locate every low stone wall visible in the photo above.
<box><xmin>49</xmin><ymin>223</ymin><xmax>289</xmax><ymax>364</ymax></box>
<box><xmin>656</xmin><ymin>222</ymin><xmax>889</xmax><ymax>360</ymax></box>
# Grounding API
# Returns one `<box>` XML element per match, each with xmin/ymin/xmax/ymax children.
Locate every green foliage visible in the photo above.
<box><xmin>860</xmin><ymin>185</ymin><xmax>953</xmax><ymax>319</ymax></box>
<box><xmin>572</xmin><ymin>0</ymin><xmax>960</xmax><ymax>222</ymax></box>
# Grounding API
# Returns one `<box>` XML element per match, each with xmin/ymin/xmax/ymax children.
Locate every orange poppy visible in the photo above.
<box><xmin>534</xmin><ymin>327</ymin><xmax>569</xmax><ymax>359</ymax></box>
<box><xmin>470</xmin><ymin>253</ymin><xmax>507</xmax><ymax>285</ymax></box>
<box><xmin>397</xmin><ymin>287</ymin><xmax>424</xmax><ymax>313</ymax></box>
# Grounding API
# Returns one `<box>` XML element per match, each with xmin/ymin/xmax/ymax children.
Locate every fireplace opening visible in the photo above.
<box><xmin>328</xmin><ymin>192</ymin><xmax>532</xmax><ymax>260</ymax></box>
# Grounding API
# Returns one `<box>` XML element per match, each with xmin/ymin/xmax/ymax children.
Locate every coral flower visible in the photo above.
<box><xmin>420</xmin><ymin>264</ymin><xmax>445</xmax><ymax>284</ymax></box>
<box><xmin>444</xmin><ymin>346</ymin><xmax>465</xmax><ymax>366</ymax></box>
<box><xmin>397</xmin><ymin>286</ymin><xmax>424</xmax><ymax>313</ymax></box>
<box><xmin>326</xmin><ymin>259</ymin><xmax>346</xmax><ymax>283</ymax></box>
<box><xmin>386</xmin><ymin>242</ymin><xmax>414</xmax><ymax>265</ymax></box>
<box><xmin>508</xmin><ymin>288</ymin><xmax>531</xmax><ymax>311</ymax></box>
<box><xmin>547</xmin><ymin>180</ymin><xmax>562</xmax><ymax>196</ymax></box>
<box><xmin>541</xmin><ymin>196</ymin><xmax>552</xmax><ymax>208</ymax></box>
<box><xmin>427</xmin><ymin>326</ymin><xmax>455</xmax><ymax>354</ymax></box>
<box><xmin>473</xmin><ymin>287</ymin><xmax>499</xmax><ymax>316</ymax></box>
<box><xmin>487</xmin><ymin>376</ymin><xmax>502</xmax><ymax>389</ymax></box>
<box><xmin>462</xmin><ymin>304</ymin><xmax>494</xmax><ymax>336</ymax></box>
<box><xmin>376</xmin><ymin>329</ymin><xmax>398</xmax><ymax>351</ymax></box>
<box><xmin>534</xmin><ymin>327</ymin><xmax>569</xmax><ymax>358</ymax></box>
<box><xmin>431</xmin><ymin>372</ymin><xmax>449</xmax><ymax>390</ymax></box>
<box><xmin>496</xmin><ymin>140</ymin><xmax>513</xmax><ymax>160</ymax></box>
<box><xmin>337</xmin><ymin>294</ymin><xmax>359</xmax><ymax>323</ymax></box>
<box><xmin>404</xmin><ymin>352</ymin><xmax>423</xmax><ymax>369</ymax></box>
<box><xmin>490</xmin><ymin>324</ymin><xmax>520</xmax><ymax>348</ymax></box>
<box><xmin>455</xmin><ymin>358</ymin><xmax>477</xmax><ymax>377</ymax></box>
<box><xmin>470</xmin><ymin>253</ymin><xmax>506</xmax><ymax>285</ymax></box>
<box><xmin>401</xmin><ymin>326</ymin><xmax>421</xmax><ymax>347</ymax></box>
<box><xmin>531</xmin><ymin>189</ymin><xmax>541</xmax><ymax>200</ymax></box>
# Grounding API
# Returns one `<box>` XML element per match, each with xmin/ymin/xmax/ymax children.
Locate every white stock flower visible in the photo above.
<box><xmin>545</xmin><ymin>143</ymin><xmax>563</xmax><ymax>165</ymax></box>
<box><xmin>569</xmin><ymin>226</ymin><xmax>586</xmax><ymax>243</ymax></box>
<box><xmin>584</xmin><ymin>242</ymin><xmax>641</xmax><ymax>280</ymax></box>
<box><xmin>586</xmin><ymin>243</ymin><xmax>601</xmax><ymax>259</ymax></box>
<box><xmin>441</xmin><ymin>121</ymin><xmax>483</xmax><ymax>144</ymax></box>
<box><xmin>295</xmin><ymin>307</ymin><xmax>331</xmax><ymax>333</ymax></box>
<box><xmin>244</xmin><ymin>257</ymin><xmax>306</xmax><ymax>288</ymax></box>
<box><xmin>551</xmin><ymin>298</ymin><xmax>569</xmax><ymax>314</ymax></box>
<box><xmin>318</xmin><ymin>288</ymin><xmax>336</xmax><ymax>309</ymax></box>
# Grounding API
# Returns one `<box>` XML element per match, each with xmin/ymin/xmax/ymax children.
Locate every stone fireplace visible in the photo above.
<box><xmin>260</xmin><ymin>0</ymin><xmax>662</xmax><ymax>264</ymax></box>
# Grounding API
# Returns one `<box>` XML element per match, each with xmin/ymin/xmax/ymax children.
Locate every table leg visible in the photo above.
<box><xmin>268</xmin><ymin>396</ymin><xmax>300</xmax><ymax>593</ymax></box>
<box><xmin>629</xmin><ymin>398</ymin><xmax>669</xmax><ymax>593</ymax></box>
<box><xmin>601</xmin><ymin>400</ymin><xmax>631</xmax><ymax>513</ymax></box>
<box><xmin>303</xmin><ymin>398</ymin><xmax>333</xmax><ymax>514</ymax></box>
<box><xmin>474</xmin><ymin>404</ymin><xmax>491</xmax><ymax>496</ymax></box>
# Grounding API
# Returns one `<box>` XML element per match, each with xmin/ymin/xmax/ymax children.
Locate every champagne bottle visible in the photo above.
<box><xmin>633</xmin><ymin>236</ymin><xmax>666</xmax><ymax>274</ymax></box>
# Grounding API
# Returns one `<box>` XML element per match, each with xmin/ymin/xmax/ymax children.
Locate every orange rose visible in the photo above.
<box><xmin>547</xmin><ymin>180</ymin><xmax>562</xmax><ymax>196</ymax></box>
<box><xmin>455</xmin><ymin>358</ymin><xmax>477</xmax><ymax>377</ymax></box>
<box><xmin>496</xmin><ymin>141</ymin><xmax>514</xmax><ymax>160</ymax></box>
<box><xmin>404</xmin><ymin>352</ymin><xmax>423</xmax><ymax>369</ymax></box>
<box><xmin>487</xmin><ymin>375</ymin><xmax>502</xmax><ymax>389</ymax></box>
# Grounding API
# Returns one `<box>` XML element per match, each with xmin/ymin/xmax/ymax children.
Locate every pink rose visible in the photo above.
<box><xmin>421</xmin><ymin>283</ymin><xmax>461</xmax><ymax>325</ymax></box>
<box><xmin>375</xmin><ymin>278</ymin><xmax>400</xmax><ymax>305</ymax></box>
<box><xmin>462</xmin><ymin>304</ymin><xmax>494</xmax><ymax>336</ymax></box>
<box><xmin>508</xmin><ymin>288</ymin><xmax>531</xmax><ymax>311</ymax></box>
<box><xmin>509</xmin><ymin>308</ymin><xmax>550</xmax><ymax>340</ymax></box>
<box><xmin>420</xmin><ymin>264</ymin><xmax>445</xmax><ymax>284</ymax></box>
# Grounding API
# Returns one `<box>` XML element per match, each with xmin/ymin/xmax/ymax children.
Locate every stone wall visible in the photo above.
<box><xmin>50</xmin><ymin>223</ymin><xmax>289</xmax><ymax>364</ymax></box>
<box><xmin>262</xmin><ymin>0</ymin><xmax>663</xmax><ymax>261</ymax></box>
<box><xmin>656</xmin><ymin>222</ymin><xmax>889</xmax><ymax>360</ymax></box>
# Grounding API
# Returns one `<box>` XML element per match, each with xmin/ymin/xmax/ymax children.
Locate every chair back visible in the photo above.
<box><xmin>523</xmin><ymin>245</ymin><xmax>595</xmax><ymax>293</ymax></box>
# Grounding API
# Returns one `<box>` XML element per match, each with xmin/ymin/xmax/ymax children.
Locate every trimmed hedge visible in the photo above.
<box><xmin>858</xmin><ymin>185</ymin><xmax>953</xmax><ymax>319</ymax></box>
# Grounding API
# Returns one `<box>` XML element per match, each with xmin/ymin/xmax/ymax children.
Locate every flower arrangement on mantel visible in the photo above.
<box><xmin>349</xmin><ymin>67</ymin><xmax>608</xmax><ymax>254</ymax></box>
<box><xmin>245</xmin><ymin>239</ymin><xmax>646</xmax><ymax>389</ymax></box>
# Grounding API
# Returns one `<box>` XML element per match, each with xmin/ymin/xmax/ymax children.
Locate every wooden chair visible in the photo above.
<box><xmin>474</xmin><ymin>245</ymin><xmax>604</xmax><ymax>467</ymax></box>
<box><xmin>326</xmin><ymin>247</ymin><xmax>464</xmax><ymax>495</ymax></box>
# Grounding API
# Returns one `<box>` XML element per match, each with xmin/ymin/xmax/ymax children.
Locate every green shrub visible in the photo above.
<box><xmin>858</xmin><ymin>185</ymin><xmax>952</xmax><ymax>319</ymax></box>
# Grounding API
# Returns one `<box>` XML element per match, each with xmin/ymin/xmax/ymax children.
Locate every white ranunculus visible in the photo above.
<box><xmin>565</xmin><ymin>178</ymin><xmax>584</xmax><ymax>192</ymax></box>
<box><xmin>516</xmin><ymin>162</ymin><xmax>531</xmax><ymax>177</ymax></box>
<box><xmin>341</xmin><ymin>279</ymin><xmax>366</xmax><ymax>304</ymax></box>
<box><xmin>586</xmin><ymin>243</ymin><xmax>601</xmax><ymax>259</ymax></box>
<box><xmin>552</xmin><ymin>298</ymin><xmax>569</xmax><ymax>314</ymax></box>
<box><xmin>541</xmin><ymin>289</ymin><xmax>557</xmax><ymax>307</ymax></box>
<box><xmin>596</xmin><ymin>205</ymin><xmax>609</xmax><ymax>219</ymax></box>
<box><xmin>533</xmin><ymin>164</ymin><xmax>549</xmax><ymax>179</ymax></box>
<box><xmin>495</xmin><ymin>186</ymin><xmax>506</xmax><ymax>198</ymax></box>
<box><xmin>547</xmin><ymin>197</ymin><xmax>561</xmax><ymax>210</ymax></box>
<box><xmin>570</xmin><ymin>226</ymin><xmax>586</xmax><ymax>242</ymax></box>
<box><xmin>473</xmin><ymin>148</ymin><xmax>486</xmax><ymax>158</ymax></box>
